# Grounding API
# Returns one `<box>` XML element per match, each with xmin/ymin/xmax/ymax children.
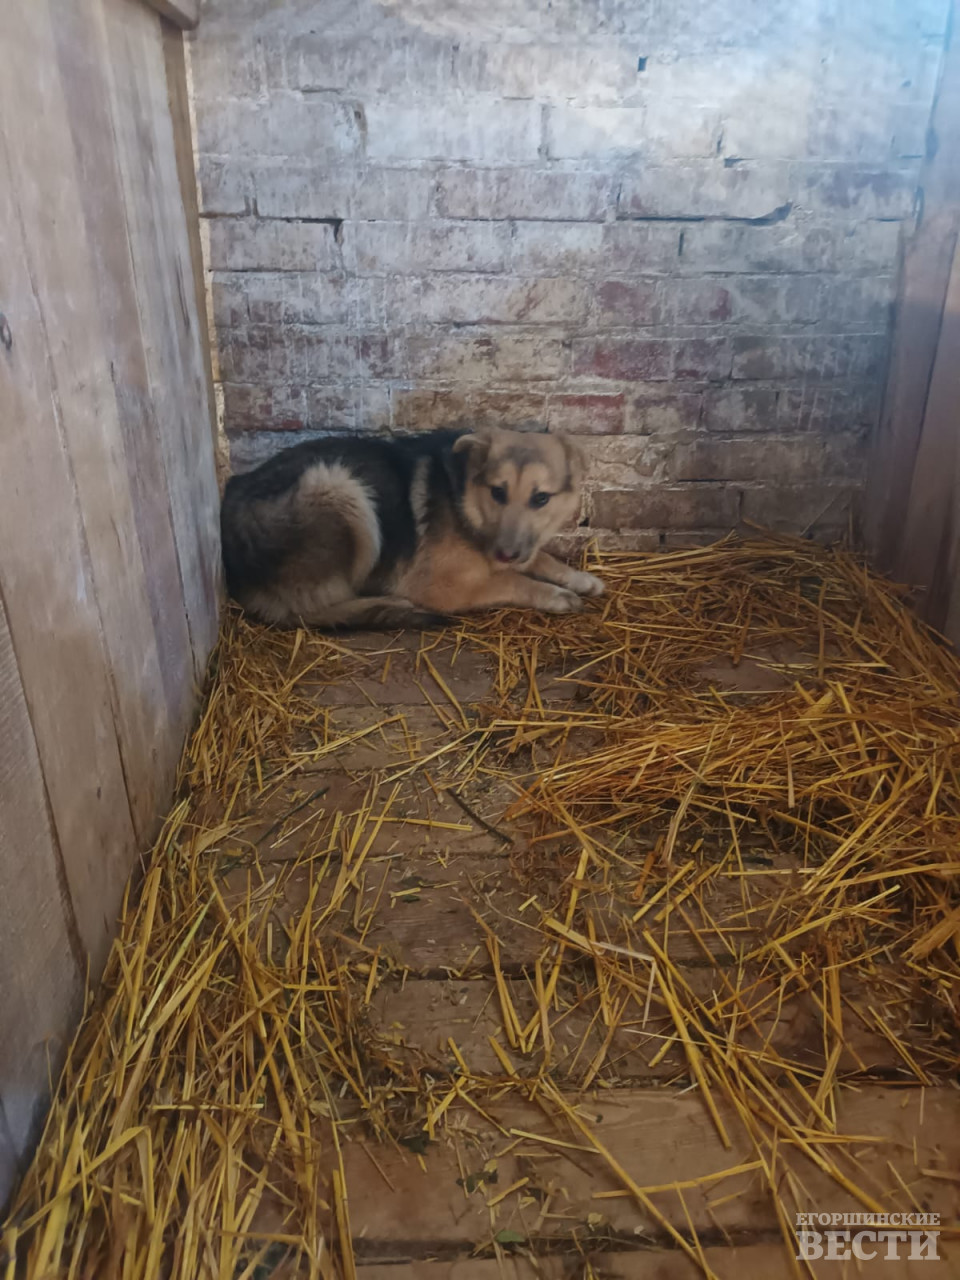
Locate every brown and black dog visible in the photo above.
<box><xmin>220</xmin><ymin>427</ymin><xmax>603</xmax><ymax>629</ymax></box>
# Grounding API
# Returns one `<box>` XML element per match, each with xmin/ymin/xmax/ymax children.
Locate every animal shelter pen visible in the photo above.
<box><xmin>2</xmin><ymin>0</ymin><xmax>960</xmax><ymax>1276</ymax></box>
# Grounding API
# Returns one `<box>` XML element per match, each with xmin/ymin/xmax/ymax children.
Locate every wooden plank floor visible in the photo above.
<box><xmin>208</xmin><ymin>630</ymin><xmax>960</xmax><ymax>1278</ymax></box>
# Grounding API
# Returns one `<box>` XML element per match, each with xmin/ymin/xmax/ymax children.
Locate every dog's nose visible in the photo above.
<box><xmin>495</xmin><ymin>549</ymin><xmax>520</xmax><ymax>563</ymax></box>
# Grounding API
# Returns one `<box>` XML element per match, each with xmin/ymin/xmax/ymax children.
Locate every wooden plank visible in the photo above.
<box><xmin>897</xmin><ymin>235</ymin><xmax>960</xmax><ymax>632</ymax></box>
<box><xmin>865</xmin><ymin>0</ymin><xmax>960</xmax><ymax>578</ymax></box>
<box><xmin>342</xmin><ymin>1087</ymin><xmax>960</xmax><ymax>1251</ymax></box>
<box><xmin>0</xmin><ymin>594</ymin><xmax>84</xmax><ymax>1208</ymax></box>
<box><xmin>100</xmin><ymin>0</ymin><xmax>221</xmax><ymax>677</ymax></box>
<box><xmin>366</xmin><ymin>973</ymin><xmax>903</xmax><ymax>1085</ymax></box>
<box><xmin>43</xmin><ymin>0</ymin><xmax>198</xmax><ymax>838</ymax></box>
<box><xmin>356</xmin><ymin>1243</ymin><xmax>960</xmax><ymax>1280</ymax></box>
<box><xmin>0</xmin><ymin>1105</ymin><xmax>18</xmax><ymax>1213</ymax></box>
<box><xmin>0</xmin><ymin>124</ymin><xmax>139</xmax><ymax>976</ymax></box>
<box><xmin>161</xmin><ymin>22</ymin><xmax>222</xmax><ymax>476</ymax></box>
<box><xmin>142</xmin><ymin>0</ymin><xmax>198</xmax><ymax>30</ymax></box>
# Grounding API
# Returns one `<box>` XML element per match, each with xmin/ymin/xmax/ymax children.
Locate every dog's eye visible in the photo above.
<box><xmin>529</xmin><ymin>492</ymin><xmax>551</xmax><ymax>509</ymax></box>
<box><xmin>490</xmin><ymin>485</ymin><xmax>508</xmax><ymax>505</ymax></box>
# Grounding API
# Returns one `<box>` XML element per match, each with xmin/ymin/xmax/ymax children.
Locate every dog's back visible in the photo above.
<box><xmin>221</xmin><ymin>432</ymin><xmax>464</xmax><ymax>629</ymax></box>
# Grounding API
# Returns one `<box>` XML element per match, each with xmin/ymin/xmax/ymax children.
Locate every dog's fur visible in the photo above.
<box><xmin>220</xmin><ymin>427</ymin><xmax>603</xmax><ymax>629</ymax></box>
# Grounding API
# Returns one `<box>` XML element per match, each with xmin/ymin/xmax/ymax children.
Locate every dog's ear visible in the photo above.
<box><xmin>559</xmin><ymin>434</ymin><xmax>586</xmax><ymax>489</ymax></box>
<box><xmin>452</xmin><ymin>432</ymin><xmax>492</xmax><ymax>466</ymax></box>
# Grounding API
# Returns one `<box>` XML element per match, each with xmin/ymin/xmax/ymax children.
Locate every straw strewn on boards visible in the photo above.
<box><xmin>3</xmin><ymin>535</ymin><xmax>960</xmax><ymax>1277</ymax></box>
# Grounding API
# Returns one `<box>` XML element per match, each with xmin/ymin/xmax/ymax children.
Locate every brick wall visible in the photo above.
<box><xmin>188</xmin><ymin>0</ymin><xmax>949</xmax><ymax>546</ymax></box>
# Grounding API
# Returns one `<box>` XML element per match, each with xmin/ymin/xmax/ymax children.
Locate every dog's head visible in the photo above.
<box><xmin>453</xmin><ymin>428</ymin><xmax>584</xmax><ymax>567</ymax></box>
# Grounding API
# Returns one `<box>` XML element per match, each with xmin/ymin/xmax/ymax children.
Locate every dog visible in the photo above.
<box><xmin>220</xmin><ymin>427</ymin><xmax>604</xmax><ymax>629</ymax></box>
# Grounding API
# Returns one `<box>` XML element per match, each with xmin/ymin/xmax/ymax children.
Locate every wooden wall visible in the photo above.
<box><xmin>0</xmin><ymin>0</ymin><xmax>218</xmax><ymax>1205</ymax></box>
<box><xmin>865</xmin><ymin>0</ymin><xmax>960</xmax><ymax>646</ymax></box>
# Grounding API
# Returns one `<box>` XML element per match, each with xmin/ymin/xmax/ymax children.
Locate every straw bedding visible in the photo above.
<box><xmin>3</xmin><ymin>536</ymin><xmax>960</xmax><ymax>1278</ymax></box>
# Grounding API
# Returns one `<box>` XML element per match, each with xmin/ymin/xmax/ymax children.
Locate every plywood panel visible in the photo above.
<box><xmin>0</xmin><ymin>591</ymin><xmax>84</xmax><ymax>1207</ymax></box>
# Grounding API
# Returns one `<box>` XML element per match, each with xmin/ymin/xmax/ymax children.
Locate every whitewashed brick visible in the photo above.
<box><xmin>619</xmin><ymin>163</ymin><xmax>792</xmax><ymax>220</ymax></box>
<box><xmin>643</xmin><ymin>98</ymin><xmax>723</xmax><ymax>160</ymax></box>
<box><xmin>436</xmin><ymin>169</ymin><xmax>611</xmax><ymax>221</ymax></box>
<box><xmin>509</xmin><ymin>222</ymin><xmax>607</xmax><ymax>275</ymax></box>
<box><xmin>195</xmin><ymin>94</ymin><xmax>361</xmax><ymax>161</ymax></box>
<box><xmin>677</xmin><ymin>222</ymin><xmax>839</xmax><ymax>275</ymax></box>
<box><xmin>347</xmin><ymin>221</ymin><xmax>510</xmax><ymax>275</ymax></box>
<box><xmin>193</xmin><ymin>0</ymin><xmax>938</xmax><ymax>547</ymax></box>
<box><xmin>255</xmin><ymin>165</ymin><xmax>433</xmax><ymax>221</ymax></box>
<box><xmin>545</xmin><ymin>105</ymin><xmax>646</xmax><ymax>159</ymax></box>
<box><xmin>600</xmin><ymin>223</ymin><xmax>684</xmax><ymax>273</ymax></box>
<box><xmin>288</xmin><ymin>31</ymin><xmax>457</xmax><ymax>95</ymax></box>
<box><xmin>415</xmin><ymin>275</ymin><xmax>589</xmax><ymax>325</ymax></box>
<box><xmin>206</xmin><ymin>219</ymin><xmax>340</xmax><ymax>272</ymax></box>
<box><xmin>796</xmin><ymin>165</ymin><xmax>918</xmax><ymax>220</ymax></box>
<box><xmin>196</xmin><ymin>157</ymin><xmax>253</xmax><ymax>216</ymax></box>
<box><xmin>457</xmin><ymin>39</ymin><xmax>640</xmax><ymax>104</ymax></box>
<box><xmin>365</xmin><ymin>100</ymin><xmax>541</xmax><ymax>163</ymax></box>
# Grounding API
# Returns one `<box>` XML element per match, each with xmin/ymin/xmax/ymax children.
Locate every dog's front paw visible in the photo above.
<box><xmin>540</xmin><ymin>585</ymin><xmax>584</xmax><ymax>614</ymax></box>
<box><xmin>568</xmin><ymin>570</ymin><xmax>605</xmax><ymax>598</ymax></box>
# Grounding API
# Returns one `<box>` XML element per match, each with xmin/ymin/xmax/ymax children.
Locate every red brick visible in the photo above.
<box><xmin>594</xmin><ymin>280</ymin><xmax>661</xmax><ymax>326</ymax></box>
<box><xmin>306</xmin><ymin>387</ymin><xmax>363</xmax><ymax>431</ymax></box>
<box><xmin>572</xmin><ymin>338</ymin><xmax>671</xmax><ymax>381</ymax></box>
<box><xmin>358</xmin><ymin>333</ymin><xmax>404</xmax><ymax>379</ymax></box>
<box><xmin>393</xmin><ymin>388</ymin><xmax>547</xmax><ymax>432</ymax></box>
<box><xmin>295</xmin><ymin>330</ymin><xmax>359</xmax><ymax>382</ymax></box>
<box><xmin>590</xmin><ymin>486</ymin><xmax>740</xmax><ymax>531</ymax></box>
<box><xmin>222</xmin><ymin>383</ymin><xmax>308</xmax><ymax>432</ymax></box>
<box><xmin>546</xmin><ymin>393</ymin><xmax>625</xmax><ymax>435</ymax></box>
<box><xmin>407</xmin><ymin>331</ymin><xmax>567</xmax><ymax>382</ymax></box>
